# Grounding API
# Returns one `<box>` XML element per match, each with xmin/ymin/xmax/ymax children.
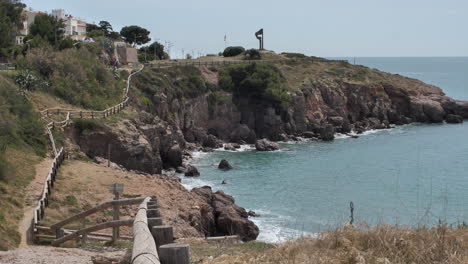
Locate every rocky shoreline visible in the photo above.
<box><xmin>64</xmin><ymin>59</ymin><xmax>468</xmax><ymax>242</ymax></box>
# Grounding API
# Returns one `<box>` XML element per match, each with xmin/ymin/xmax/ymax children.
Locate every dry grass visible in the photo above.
<box><xmin>0</xmin><ymin>148</ymin><xmax>40</xmax><ymax>250</ymax></box>
<box><xmin>206</xmin><ymin>224</ymin><xmax>468</xmax><ymax>264</ymax></box>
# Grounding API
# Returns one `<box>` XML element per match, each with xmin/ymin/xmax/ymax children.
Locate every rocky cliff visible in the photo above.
<box><xmin>67</xmin><ymin>57</ymin><xmax>467</xmax><ymax>241</ymax></box>
<box><xmin>73</xmin><ymin>58</ymin><xmax>468</xmax><ymax>174</ymax></box>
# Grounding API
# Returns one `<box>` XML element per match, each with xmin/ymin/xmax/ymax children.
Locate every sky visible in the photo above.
<box><xmin>22</xmin><ymin>0</ymin><xmax>468</xmax><ymax>58</ymax></box>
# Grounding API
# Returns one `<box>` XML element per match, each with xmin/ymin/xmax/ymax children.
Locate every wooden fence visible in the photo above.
<box><xmin>30</xmin><ymin>65</ymin><xmax>145</xmax><ymax>244</ymax></box>
<box><xmin>0</xmin><ymin>63</ymin><xmax>15</xmax><ymax>71</ymax></box>
<box><xmin>31</xmin><ymin>147</ymin><xmax>65</xmax><ymax>241</ymax></box>
<box><xmin>145</xmin><ymin>58</ymin><xmax>348</xmax><ymax>68</ymax></box>
<box><xmin>132</xmin><ymin>197</ymin><xmax>190</xmax><ymax>264</ymax></box>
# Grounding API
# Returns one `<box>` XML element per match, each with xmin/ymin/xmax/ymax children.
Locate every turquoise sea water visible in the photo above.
<box><xmin>182</xmin><ymin>57</ymin><xmax>468</xmax><ymax>243</ymax></box>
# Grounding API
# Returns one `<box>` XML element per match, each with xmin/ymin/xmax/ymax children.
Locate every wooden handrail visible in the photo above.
<box><xmin>50</xmin><ymin>197</ymin><xmax>145</xmax><ymax>230</ymax></box>
<box><xmin>51</xmin><ymin>219</ymin><xmax>133</xmax><ymax>246</ymax></box>
<box><xmin>132</xmin><ymin>197</ymin><xmax>160</xmax><ymax>264</ymax></box>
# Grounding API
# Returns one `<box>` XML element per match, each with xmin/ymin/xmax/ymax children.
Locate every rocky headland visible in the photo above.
<box><xmin>65</xmin><ymin>55</ymin><xmax>468</xmax><ymax>241</ymax></box>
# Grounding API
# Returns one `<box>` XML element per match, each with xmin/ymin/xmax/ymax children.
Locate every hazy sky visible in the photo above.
<box><xmin>22</xmin><ymin>0</ymin><xmax>468</xmax><ymax>58</ymax></box>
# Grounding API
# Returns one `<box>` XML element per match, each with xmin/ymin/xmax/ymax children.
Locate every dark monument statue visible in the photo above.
<box><xmin>255</xmin><ymin>29</ymin><xmax>264</xmax><ymax>50</ymax></box>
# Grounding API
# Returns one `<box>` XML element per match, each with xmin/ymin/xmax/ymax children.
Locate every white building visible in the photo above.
<box><xmin>51</xmin><ymin>9</ymin><xmax>87</xmax><ymax>41</ymax></box>
<box><xmin>16</xmin><ymin>9</ymin><xmax>47</xmax><ymax>44</ymax></box>
<box><xmin>16</xmin><ymin>8</ymin><xmax>88</xmax><ymax>44</ymax></box>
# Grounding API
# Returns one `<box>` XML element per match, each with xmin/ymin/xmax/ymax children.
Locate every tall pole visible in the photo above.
<box><xmin>112</xmin><ymin>186</ymin><xmax>120</xmax><ymax>243</ymax></box>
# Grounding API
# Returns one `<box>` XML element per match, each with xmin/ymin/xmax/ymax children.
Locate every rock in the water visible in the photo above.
<box><xmin>222</xmin><ymin>179</ymin><xmax>228</xmax><ymax>184</ymax></box>
<box><xmin>167</xmin><ymin>144</ymin><xmax>182</xmax><ymax>168</ymax></box>
<box><xmin>255</xmin><ymin>139</ymin><xmax>279</xmax><ymax>151</ymax></box>
<box><xmin>203</xmin><ymin>134</ymin><xmax>222</xmax><ymax>148</ymax></box>
<box><xmin>232</xmin><ymin>143</ymin><xmax>241</xmax><ymax>149</ymax></box>
<box><xmin>224</xmin><ymin>143</ymin><xmax>236</xmax><ymax>151</ymax></box>
<box><xmin>319</xmin><ymin>124</ymin><xmax>335</xmax><ymax>141</ymax></box>
<box><xmin>175</xmin><ymin>166</ymin><xmax>185</xmax><ymax>173</ymax></box>
<box><xmin>302</xmin><ymin>131</ymin><xmax>316</xmax><ymax>138</ymax></box>
<box><xmin>185</xmin><ymin>165</ymin><xmax>200</xmax><ymax>177</ymax></box>
<box><xmin>218</xmin><ymin>159</ymin><xmax>233</xmax><ymax>171</ymax></box>
<box><xmin>248</xmin><ymin>210</ymin><xmax>260</xmax><ymax>217</ymax></box>
<box><xmin>446</xmin><ymin>114</ymin><xmax>463</xmax><ymax>124</ymax></box>
<box><xmin>191</xmin><ymin>186</ymin><xmax>259</xmax><ymax>241</ymax></box>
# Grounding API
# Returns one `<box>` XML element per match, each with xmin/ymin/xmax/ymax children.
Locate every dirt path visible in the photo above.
<box><xmin>18</xmin><ymin>158</ymin><xmax>53</xmax><ymax>248</ymax></box>
<box><xmin>0</xmin><ymin>246</ymin><xmax>127</xmax><ymax>264</ymax></box>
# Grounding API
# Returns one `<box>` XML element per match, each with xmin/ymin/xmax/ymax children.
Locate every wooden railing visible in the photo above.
<box><xmin>132</xmin><ymin>197</ymin><xmax>190</xmax><ymax>264</ymax></box>
<box><xmin>31</xmin><ymin>147</ymin><xmax>65</xmax><ymax>241</ymax></box>
<box><xmin>0</xmin><ymin>63</ymin><xmax>15</xmax><ymax>71</ymax></box>
<box><xmin>145</xmin><ymin>58</ymin><xmax>348</xmax><ymax>68</ymax></box>
<box><xmin>30</xmin><ymin>65</ymin><xmax>145</xmax><ymax>245</ymax></box>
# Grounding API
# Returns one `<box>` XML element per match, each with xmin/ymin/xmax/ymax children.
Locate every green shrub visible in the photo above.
<box><xmin>281</xmin><ymin>52</ymin><xmax>307</xmax><ymax>59</ymax></box>
<box><xmin>207</xmin><ymin>92</ymin><xmax>230</xmax><ymax>117</ymax></box>
<box><xmin>65</xmin><ymin>195</ymin><xmax>78</xmax><ymax>206</ymax></box>
<box><xmin>0</xmin><ymin>77</ymin><xmax>46</xmax><ymax>158</ymax></box>
<box><xmin>17</xmin><ymin>46</ymin><xmax>122</xmax><ymax>110</ymax></box>
<box><xmin>223</xmin><ymin>46</ymin><xmax>245</xmax><ymax>57</ymax></box>
<box><xmin>74</xmin><ymin>119</ymin><xmax>102</xmax><ymax>135</ymax></box>
<box><xmin>244</xmin><ymin>49</ymin><xmax>261</xmax><ymax>60</ymax></box>
<box><xmin>219</xmin><ymin>63</ymin><xmax>290</xmax><ymax>108</ymax></box>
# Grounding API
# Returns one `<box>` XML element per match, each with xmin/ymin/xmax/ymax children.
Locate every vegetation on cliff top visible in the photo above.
<box><xmin>15</xmin><ymin>45</ymin><xmax>124</xmax><ymax>110</ymax></box>
<box><xmin>219</xmin><ymin>63</ymin><xmax>290</xmax><ymax>108</ymax></box>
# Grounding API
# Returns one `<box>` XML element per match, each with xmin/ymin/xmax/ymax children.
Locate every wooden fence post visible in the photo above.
<box><xmin>147</xmin><ymin>209</ymin><xmax>160</xmax><ymax>218</ymax></box>
<box><xmin>159</xmin><ymin>243</ymin><xmax>190</xmax><ymax>264</ymax></box>
<box><xmin>151</xmin><ymin>225</ymin><xmax>174</xmax><ymax>251</ymax></box>
<box><xmin>91</xmin><ymin>111</ymin><xmax>94</xmax><ymax>119</ymax></box>
<box><xmin>80</xmin><ymin>111</ymin><xmax>83</xmax><ymax>119</ymax></box>
<box><xmin>148</xmin><ymin>217</ymin><xmax>163</xmax><ymax>227</ymax></box>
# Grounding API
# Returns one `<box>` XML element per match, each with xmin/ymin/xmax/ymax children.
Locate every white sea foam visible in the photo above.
<box><xmin>181</xmin><ymin>177</ymin><xmax>213</xmax><ymax>190</ymax></box>
<box><xmin>250</xmin><ymin>212</ymin><xmax>314</xmax><ymax>243</ymax></box>
<box><xmin>215</xmin><ymin>144</ymin><xmax>256</xmax><ymax>153</ymax></box>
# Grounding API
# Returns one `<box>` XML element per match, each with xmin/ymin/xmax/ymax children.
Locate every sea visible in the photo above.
<box><xmin>182</xmin><ymin>57</ymin><xmax>468</xmax><ymax>243</ymax></box>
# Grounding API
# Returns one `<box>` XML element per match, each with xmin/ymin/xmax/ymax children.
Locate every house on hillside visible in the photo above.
<box><xmin>51</xmin><ymin>9</ymin><xmax>87</xmax><ymax>41</ymax></box>
<box><xmin>16</xmin><ymin>8</ymin><xmax>88</xmax><ymax>44</ymax></box>
<box><xmin>16</xmin><ymin>8</ymin><xmax>47</xmax><ymax>45</ymax></box>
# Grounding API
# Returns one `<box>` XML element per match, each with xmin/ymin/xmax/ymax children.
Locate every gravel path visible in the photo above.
<box><xmin>0</xmin><ymin>246</ymin><xmax>128</xmax><ymax>264</ymax></box>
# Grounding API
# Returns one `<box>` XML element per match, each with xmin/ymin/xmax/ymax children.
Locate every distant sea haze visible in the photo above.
<box><xmin>183</xmin><ymin>57</ymin><xmax>468</xmax><ymax>243</ymax></box>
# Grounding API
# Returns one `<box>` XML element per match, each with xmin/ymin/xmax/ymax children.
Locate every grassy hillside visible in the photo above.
<box><xmin>15</xmin><ymin>44</ymin><xmax>126</xmax><ymax>110</ymax></box>
<box><xmin>0</xmin><ymin>76</ymin><xmax>45</xmax><ymax>250</ymax></box>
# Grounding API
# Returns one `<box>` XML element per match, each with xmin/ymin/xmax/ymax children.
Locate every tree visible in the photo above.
<box><xmin>0</xmin><ymin>0</ymin><xmax>25</xmax><ymax>57</ymax></box>
<box><xmin>120</xmin><ymin>25</ymin><xmax>151</xmax><ymax>46</ymax></box>
<box><xmin>223</xmin><ymin>46</ymin><xmax>245</xmax><ymax>57</ymax></box>
<box><xmin>98</xmin><ymin>21</ymin><xmax>112</xmax><ymax>36</ymax></box>
<box><xmin>244</xmin><ymin>49</ymin><xmax>261</xmax><ymax>60</ymax></box>
<box><xmin>140</xmin><ymin>41</ymin><xmax>168</xmax><ymax>60</ymax></box>
<box><xmin>29</xmin><ymin>14</ymin><xmax>64</xmax><ymax>45</ymax></box>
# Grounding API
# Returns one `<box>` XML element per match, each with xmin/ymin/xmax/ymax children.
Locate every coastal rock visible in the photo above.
<box><xmin>203</xmin><ymin>135</ymin><xmax>222</xmax><ymax>148</ymax></box>
<box><xmin>255</xmin><ymin>139</ymin><xmax>279</xmax><ymax>151</ymax></box>
<box><xmin>223</xmin><ymin>143</ymin><xmax>236</xmax><ymax>151</ymax></box>
<box><xmin>230</xmin><ymin>124</ymin><xmax>256</xmax><ymax>144</ymax></box>
<box><xmin>184</xmin><ymin>165</ymin><xmax>200</xmax><ymax>177</ymax></box>
<box><xmin>445</xmin><ymin>114</ymin><xmax>463</xmax><ymax>124</ymax></box>
<box><xmin>166</xmin><ymin>144</ymin><xmax>183</xmax><ymax>168</ymax></box>
<box><xmin>232</xmin><ymin>143</ymin><xmax>241</xmax><ymax>149</ymax></box>
<box><xmin>319</xmin><ymin>124</ymin><xmax>335</xmax><ymax>141</ymax></box>
<box><xmin>218</xmin><ymin>159</ymin><xmax>233</xmax><ymax>171</ymax></box>
<box><xmin>302</xmin><ymin>131</ymin><xmax>316</xmax><ymax>138</ymax></box>
<box><xmin>191</xmin><ymin>186</ymin><xmax>259</xmax><ymax>241</ymax></box>
<box><xmin>248</xmin><ymin>210</ymin><xmax>260</xmax><ymax>217</ymax></box>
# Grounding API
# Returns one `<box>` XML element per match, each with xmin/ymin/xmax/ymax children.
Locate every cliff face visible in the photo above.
<box><xmin>73</xmin><ymin>61</ymin><xmax>468</xmax><ymax>175</ymax></box>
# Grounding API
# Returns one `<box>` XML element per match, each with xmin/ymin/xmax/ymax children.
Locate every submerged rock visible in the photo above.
<box><xmin>184</xmin><ymin>165</ymin><xmax>200</xmax><ymax>177</ymax></box>
<box><xmin>223</xmin><ymin>143</ymin><xmax>236</xmax><ymax>151</ymax></box>
<box><xmin>446</xmin><ymin>114</ymin><xmax>463</xmax><ymax>124</ymax></box>
<box><xmin>218</xmin><ymin>159</ymin><xmax>233</xmax><ymax>171</ymax></box>
<box><xmin>255</xmin><ymin>139</ymin><xmax>279</xmax><ymax>151</ymax></box>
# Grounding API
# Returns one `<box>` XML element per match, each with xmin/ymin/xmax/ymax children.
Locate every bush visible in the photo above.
<box><xmin>0</xmin><ymin>76</ymin><xmax>46</xmax><ymax>159</ymax></box>
<box><xmin>74</xmin><ymin>119</ymin><xmax>102</xmax><ymax>135</ymax></box>
<box><xmin>219</xmin><ymin>63</ymin><xmax>290</xmax><ymax>108</ymax></box>
<box><xmin>244</xmin><ymin>49</ymin><xmax>261</xmax><ymax>60</ymax></box>
<box><xmin>17</xmin><ymin>46</ymin><xmax>122</xmax><ymax>110</ymax></box>
<box><xmin>223</xmin><ymin>46</ymin><xmax>245</xmax><ymax>57</ymax></box>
